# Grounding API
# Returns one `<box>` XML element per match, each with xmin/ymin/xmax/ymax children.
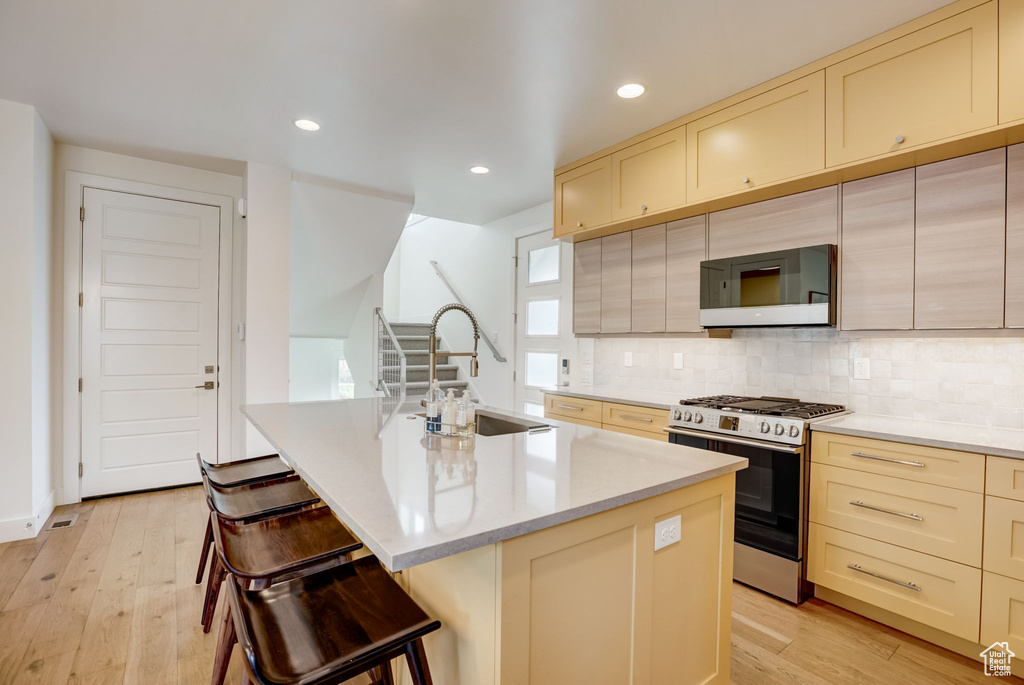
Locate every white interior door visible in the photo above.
<box><xmin>81</xmin><ymin>188</ymin><xmax>221</xmax><ymax>497</ymax></box>
<box><xmin>514</xmin><ymin>231</ymin><xmax>575</xmax><ymax>416</ymax></box>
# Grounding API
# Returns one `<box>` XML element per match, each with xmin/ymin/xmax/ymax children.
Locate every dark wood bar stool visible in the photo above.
<box><xmin>212</xmin><ymin>556</ymin><xmax>441</xmax><ymax>685</ymax></box>
<box><xmin>201</xmin><ymin>506</ymin><xmax>363</xmax><ymax>633</ymax></box>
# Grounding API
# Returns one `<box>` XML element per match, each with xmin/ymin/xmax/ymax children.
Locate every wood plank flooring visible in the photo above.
<box><xmin>0</xmin><ymin>486</ymin><xmax>1017</xmax><ymax>684</ymax></box>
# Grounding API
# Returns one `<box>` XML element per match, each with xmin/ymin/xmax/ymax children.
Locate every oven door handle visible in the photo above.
<box><xmin>663</xmin><ymin>426</ymin><xmax>802</xmax><ymax>454</ymax></box>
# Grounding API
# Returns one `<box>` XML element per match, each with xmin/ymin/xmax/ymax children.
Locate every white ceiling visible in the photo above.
<box><xmin>0</xmin><ymin>0</ymin><xmax>953</xmax><ymax>224</ymax></box>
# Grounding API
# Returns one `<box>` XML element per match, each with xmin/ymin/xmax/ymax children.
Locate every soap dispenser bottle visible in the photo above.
<box><xmin>442</xmin><ymin>388</ymin><xmax>456</xmax><ymax>434</ymax></box>
<box><xmin>425</xmin><ymin>380</ymin><xmax>443</xmax><ymax>433</ymax></box>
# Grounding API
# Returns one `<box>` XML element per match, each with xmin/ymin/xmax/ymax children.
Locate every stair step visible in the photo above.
<box><xmin>406</xmin><ymin>380</ymin><xmax>469</xmax><ymax>390</ymax></box>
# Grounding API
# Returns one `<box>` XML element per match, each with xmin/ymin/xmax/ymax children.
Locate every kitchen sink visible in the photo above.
<box><xmin>414</xmin><ymin>409</ymin><xmax>551</xmax><ymax>436</ymax></box>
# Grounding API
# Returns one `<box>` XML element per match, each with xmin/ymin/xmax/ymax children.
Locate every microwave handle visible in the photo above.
<box><xmin>663</xmin><ymin>426</ymin><xmax>802</xmax><ymax>454</ymax></box>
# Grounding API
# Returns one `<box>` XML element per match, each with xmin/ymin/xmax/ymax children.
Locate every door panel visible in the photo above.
<box><xmin>573</xmin><ymin>239</ymin><xmax>602</xmax><ymax>334</ymax></box>
<box><xmin>665</xmin><ymin>215</ymin><xmax>706</xmax><ymax>333</ymax></box>
<box><xmin>81</xmin><ymin>188</ymin><xmax>220</xmax><ymax>496</ymax></box>
<box><xmin>610</xmin><ymin>127</ymin><xmax>686</xmax><ymax>221</ymax></box>
<box><xmin>600</xmin><ymin>233</ymin><xmax>631</xmax><ymax>333</ymax></box>
<box><xmin>1008</xmin><ymin>144</ymin><xmax>1024</xmax><ymax>327</ymax></box>
<box><xmin>630</xmin><ymin>224</ymin><xmax>666</xmax><ymax>333</ymax></box>
<box><xmin>554</xmin><ymin>158</ymin><xmax>611</xmax><ymax>236</ymax></box>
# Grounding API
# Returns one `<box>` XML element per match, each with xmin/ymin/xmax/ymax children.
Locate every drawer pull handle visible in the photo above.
<box><xmin>619</xmin><ymin>414</ymin><xmax>653</xmax><ymax>422</ymax></box>
<box><xmin>847</xmin><ymin>564</ymin><xmax>921</xmax><ymax>592</ymax></box>
<box><xmin>851</xmin><ymin>451</ymin><xmax>925</xmax><ymax>468</ymax></box>
<box><xmin>850</xmin><ymin>500</ymin><xmax>923</xmax><ymax>521</ymax></box>
<box><xmin>556</xmin><ymin>404</ymin><xmax>584</xmax><ymax>411</ymax></box>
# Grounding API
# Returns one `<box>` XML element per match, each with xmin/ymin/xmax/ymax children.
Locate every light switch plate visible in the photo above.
<box><xmin>624</xmin><ymin>351</ymin><xmax>632</xmax><ymax>367</ymax></box>
<box><xmin>655</xmin><ymin>515</ymin><xmax>681</xmax><ymax>551</ymax></box>
<box><xmin>673</xmin><ymin>353</ymin><xmax>684</xmax><ymax>370</ymax></box>
<box><xmin>854</xmin><ymin>358</ymin><xmax>870</xmax><ymax>380</ymax></box>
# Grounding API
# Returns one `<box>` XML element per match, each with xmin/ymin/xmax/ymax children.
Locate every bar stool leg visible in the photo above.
<box><xmin>405</xmin><ymin>639</ymin><xmax>433</xmax><ymax>685</ymax></box>
<box><xmin>202</xmin><ymin>556</ymin><xmax>227</xmax><ymax>633</ymax></box>
<box><xmin>210</xmin><ymin>604</ymin><xmax>237</xmax><ymax>685</ymax></box>
<box><xmin>196</xmin><ymin>516</ymin><xmax>213</xmax><ymax>585</ymax></box>
<box><xmin>371</xmin><ymin>662</ymin><xmax>394</xmax><ymax>685</ymax></box>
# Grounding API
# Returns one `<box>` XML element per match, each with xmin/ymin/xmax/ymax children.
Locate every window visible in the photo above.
<box><xmin>526</xmin><ymin>299</ymin><xmax>559</xmax><ymax>336</ymax></box>
<box><xmin>524</xmin><ymin>401</ymin><xmax>545</xmax><ymax>418</ymax></box>
<box><xmin>528</xmin><ymin>244</ymin><xmax>560</xmax><ymax>284</ymax></box>
<box><xmin>525</xmin><ymin>352</ymin><xmax>558</xmax><ymax>388</ymax></box>
<box><xmin>338</xmin><ymin>359</ymin><xmax>355</xmax><ymax>399</ymax></box>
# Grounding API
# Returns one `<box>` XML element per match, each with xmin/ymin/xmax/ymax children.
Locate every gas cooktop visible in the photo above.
<box><xmin>679</xmin><ymin>395</ymin><xmax>846</xmax><ymax>420</ymax></box>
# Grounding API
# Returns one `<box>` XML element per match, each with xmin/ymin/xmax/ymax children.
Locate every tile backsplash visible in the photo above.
<box><xmin>591</xmin><ymin>330</ymin><xmax>1024</xmax><ymax>429</ymax></box>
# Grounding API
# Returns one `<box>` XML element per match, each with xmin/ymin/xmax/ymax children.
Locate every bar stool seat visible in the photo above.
<box><xmin>198</xmin><ymin>453</ymin><xmax>294</xmax><ymax>488</ymax></box>
<box><xmin>205</xmin><ymin>476</ymin><xmax>320</xmax><ymax>521</ymax></box>
<box><xmin>214</xmin><ymin>556</ymin><xmax>440</xmax><ymax>685</ymax></box>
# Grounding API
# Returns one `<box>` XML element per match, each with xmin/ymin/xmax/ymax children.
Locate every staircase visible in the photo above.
<box><xmin>384</xmin><ymin>322</ymin><xmax>470</xmax><ymax>398</ymax></box>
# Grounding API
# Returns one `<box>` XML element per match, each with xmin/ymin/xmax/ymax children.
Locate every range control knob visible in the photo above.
<box><xmin>683</xmin><ymin>411</ymin><xmax>692</xmax><ymax>422</ymax></box>
<box><xmin>694</xmin><ymin>413</ymin><xmax>704</xmax><ymax>424</ymax></box>
<box><xmin>774</xmin><ymin>423</ymin><xmax>785</xmax><ymax>436</ymax></box>
<box><xmin>672</xmin><ymin>409</ymin><xmax>682</xmax><ymax>421</ymax></box>
<box><xmin>789</xmin><ymin>425</ymin><xmax>800</xmax><ymax>438</ymax></box>
<box><xmin>759</xmin><ymin>421</ymin><xmax>771</xmax><ymax>434</ymax></box>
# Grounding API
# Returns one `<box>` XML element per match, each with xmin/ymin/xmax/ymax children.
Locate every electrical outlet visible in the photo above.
<box><xmin>673</xmin><ymin>353</ymin><xmax>684</xmax><ymax>370</ymax></box>
<box><xmin>624</xmin><ymin>351</ymin><xmax>632</xmax><ymax>367</ymax></box>
<box><xmin>654</xmin><ymin>515</ymin><xmax>681</xmax><ymax>551</ymax></box>
<box><xmin>854</xmin><ymin>358</ymin><xmax>870</xmax><ymax>380</ymax></box>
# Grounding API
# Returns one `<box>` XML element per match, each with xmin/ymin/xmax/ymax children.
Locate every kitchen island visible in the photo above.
<box><xmin>242</xmin><ymin>398</ymin><xmax>746</xmax><ymax>685</ymax></box>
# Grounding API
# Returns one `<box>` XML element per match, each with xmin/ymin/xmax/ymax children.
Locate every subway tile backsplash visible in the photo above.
<box><xmin>591</xmin><ymin>330</ymin><xmax>1024</xmax><ymax>429</ymax></box>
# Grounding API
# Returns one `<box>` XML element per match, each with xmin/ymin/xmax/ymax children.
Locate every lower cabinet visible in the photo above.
<box><xmin>981</xmin><ymin>572</ymin><xmax>1024</xmax><ymax>652</ymax></box>
<box><xmin>545</xmin><ymin>394</ymin><xmax>669</xmax><ymax>442</ymax></box>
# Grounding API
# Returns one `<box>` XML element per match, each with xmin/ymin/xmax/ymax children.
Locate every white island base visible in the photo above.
<box><xmin>393</xmin><ymin>473</ymin><xmax>735</xmax><ymax>685</ymax></box>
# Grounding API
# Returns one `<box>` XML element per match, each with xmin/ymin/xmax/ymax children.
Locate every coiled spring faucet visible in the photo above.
<box><xmin>428</xmin><ymin>303</ymin><xmax>481</xmax><ymax>384</ymax></box>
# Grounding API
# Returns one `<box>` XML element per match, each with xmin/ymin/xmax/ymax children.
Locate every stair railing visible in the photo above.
<box><xmin>374</xmin><ymin>307</ymin><xmax>407</xmax><ymax>400</ymax></box>
<box><xmin>428</xmin><ymin>260</ymin><xmax>507</xmax><ymax>363</ymax></box>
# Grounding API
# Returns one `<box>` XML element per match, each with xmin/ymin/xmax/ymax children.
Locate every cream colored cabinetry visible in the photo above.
<box><xmin>600</xmin><ymin>233</ymin><xmax>632</xmax><ymax>333</ymax></box>
<box><xmin>1008</xmin><ymin>143</ymin><xmax>1024</xmax><ymax>327</ymax></box>
<box><xmin>840</xmin><ymin>170</ymin><xmax>916</xmax><ymax>330</ymax></box>
<box><xmin>1000</xmin><ymin>0</ymin><xmax>1024</xmax><ymax>123</ymax></box>
<box><xmin>630</xmin><ymin>224</ymin><xmax>666</xmax><ymax>333</ymax></box>
<box><xmin>555</xmin><ymin>157</ymin><xmax>611</xmax><ymax>237</ymax></box>
<box><xmin>545</xmin><ymin>394</ymin><xmax>670</xmax><ymax>442</ymax></box>
<box><xmin>914</xmin><ymin>149</ymin><xmax>1006</xmax><ymax>329</ymax></box>
<box><xmin>982</xmin><ymin>571</ymin><xmax>1024</xmax><ymax>651</ymax></box>
<box><xmin>707</xmin><ymin>186</ymin><xmax>838</xmax><ymax>260</ymax></box>
<box><xmin>665</xmin><ymin>216</ymin><xmax>706</xmax><ymax>333</ymax></box>
<box><xmin>687</xmin><ymin>72</ymin><xmax>825</xmax><ymax>202</ymax></box>
<box><xmin>573</xmin><ymin>239</ymin><xmax>602</xmax><ymax>334</ymax></box>
<box><xmin>982</xmin><ymin>454</ymin><xmax>1024</xmax><ymax>660</ymax></box>
<box><xmin>825</xmin><ymin>2</ymin><xmax>999</xmax><ymax>167</ymax></box>
<box><xmin>983</xmin><ymin>496</ymin><xmax>1024</xmax><ymax>580</ymax></box>
<box><xmin>987</xmin><ymin>456</ymin><xmax>1024</xmax><ymax>501</ymax></box>
<box><xmin>611</xmin><ymin>128</ymin><xmax>687</xmax><ymax>221</ymax></box>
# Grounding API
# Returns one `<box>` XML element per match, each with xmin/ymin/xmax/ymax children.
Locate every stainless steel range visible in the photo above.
<box><xmin>665</xmin><ymin>395</ymin><xmax>847</xmax><ymax>603</ymax></box>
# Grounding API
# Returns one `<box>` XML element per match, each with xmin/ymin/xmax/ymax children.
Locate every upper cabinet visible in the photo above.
<box><xmin>611</xmin><ymin>128</ymin><xmax>687</xmax><ymax>222</ymax></box>
<box><xmin>600</xmin><ymin>233</ymin><xmax>632</xmax><ymax>333</ymax></box>
<box><xmin>554</xmin><ymin>157</ymin><xmax>611</xmax><ymax>237</ymax></box>
<box><xmin>1007</xmin><ymin>143</ymin><xmax>1024</xmax><ymax>327</ymax></box>
<box><xmin>687</xmin><ymin>72</ymin><xmax>825</xmax><ymax>202</ymax></box>
<box><xmin>573</xmin><ymin>239</ymin><xmax>602</xmax><ymax>334</ymax></box>
<box><xmin>630</xmin><ymin>224</ymin><xmax>667</xmax><ymax>333</ymax></box>
<box><xmin>840</xmin><ymin>170</ymin><xmax>916</xmax><ymax>330</ymax></box>
<box><xmin>665</xmin><ymin>216</ymin><xmax>707</xmax><ymax>333</ymax></box>
<box><xmin>825</xmin><ymin>3</ymin><xmax>998</xmax><ymax>167</ymax></box>
<box><xmin>707</xmin><ymin>186</ymin><xmax>838</xmax><ymax>260</ymax></box>
<box><xmin>1000</xmin><ymin>0</ymin><xmax>1024</xmax><ymax>123</ymax></box>
<box><xmin>914</xmin><ymin>148</ymin><xmax>1006</xmax><ymax>329</ymax></box>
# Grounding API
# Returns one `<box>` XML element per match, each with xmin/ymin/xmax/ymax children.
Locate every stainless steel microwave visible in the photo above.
<box><xmin>699</xmin><ymin>244</ymin><xmax>837</xmax><ymax>328</ymax></box>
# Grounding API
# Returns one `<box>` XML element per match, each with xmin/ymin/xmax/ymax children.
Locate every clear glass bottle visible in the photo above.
<box><xmin>455</xmin><ymin>391</ymin><xmax>468</xmax><ymax>436</ymax></box>
<box><xmin>463</xmin><ymin>390</ymin><xmax>476</xmax><ymax>435</ymax></box>
<box><xmin>425</xmin><ymin>380</ymin><xmax>444</xmax><ymax>433</ymax></box>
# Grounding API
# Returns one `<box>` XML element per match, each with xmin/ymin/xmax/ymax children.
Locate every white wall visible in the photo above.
<box><xmin>0</xmin><ymin>99</ymin><xmax>55</xmax><ymax>541</ymax></box>
<box><xmin>289</xmin><ymin>338</ymin><xmax>343</xmax><ymax>402</ymax></box>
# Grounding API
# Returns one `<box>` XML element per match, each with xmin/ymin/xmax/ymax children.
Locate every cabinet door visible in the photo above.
<box><xmin>840</xmin><ymin>170</ymin><xmax>915</xmax><ymax>330</ymax></box>
<box><xmin>981</xmin><ymin>572</ymin><xmax>1024</xmax><ymax>658</ymax></box>
<box><xmin>600</xmin><ymin>233</ymin><xmax>631</xmax><ymax>333</ymax></box>
<box><xmin>630</xmin><ymin>224</ymin><xmax>666</xmax><ymax>333</ymax></box>
<box><xmin>573</xmin><ymin>239</ymin><xmax>602</xmax><ymax>334</ymax></box>
<box><xmin>707</xmin><ymin>186</ymin><xmax>838</xmax><ymax>260</ymax></box>
<box><xmin>554</xmin><ymin>157</ymin><xmax>611</xmax><ymax>236</ymax></box>
<box><xmin>825</xmin><ymin>2</ymin><xmax>998</xmax><ymax>167</ymax></box>
<box><xmin>665</xmin><ymin>216</ymin><xmax>707</xmax><ymax>332</ymax></box>
<box><xmin>915</xmin><ymin>148</ymin><xmax>1006</xmax><ymax>329</ymax></box>
<box><xmin>1008</xmin><ymin>144</ymin><xmax>1024</xmax><ymax>327</ymax></box>
<box><xmin>687</xmin><ymin>72</ymin><xmax>825</xmax><ymax>202</ymax></box>
<box><xmin>1001</xmin><ymin>0</ymin><xmax>1024</xmax><ymax>123</ymax></box>
<box><xmin>610</xmin><ymin>128</ymin><xmax>686</xmax><ymax>222</ymax></box>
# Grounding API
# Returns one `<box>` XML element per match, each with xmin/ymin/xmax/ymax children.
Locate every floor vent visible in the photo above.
<box><xmin>46</xmin><ymin>513</ymin><xmax>79</xmax><ymax>531</ymax></box>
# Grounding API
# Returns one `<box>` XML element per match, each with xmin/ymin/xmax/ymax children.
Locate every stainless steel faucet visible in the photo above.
<box><xmin>429</xmin><ymin>303</ymin><xmax>480</xmax><ymax>383</ymax></box>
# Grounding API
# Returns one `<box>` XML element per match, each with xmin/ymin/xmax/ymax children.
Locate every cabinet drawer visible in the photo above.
<box><xmin>544</xmin><ymin>394</ymin><xmax>603</xmax><ymax>423</ymax></box>
<box><xmin>984</xmin><ymin>496</ymin><xmax>1024</xmax><ymax>582</ymax></box>
<box><xmin>602</xmin><ymin>424</ymin><xmax>669</xmax><ymax>442</ymax></box>
<box><xmin>981</xmin><ymin>571</ymin><xmax>1024</xmax><ymax>655</ymax></box>
<box><xmin>810</xmin><ymin>463</ymin><xmax>982</xmax><ymax>566</ymax></box>
<box><xmin>810</xmin><ymin>432</ymin><xmax>984</xmax><ymax>492</ymax></box>
<box><xmin>988</xmin><ymin>456</ymin><xmax>1024</xmax><ymax>502</ymax></box>
<box><xmin>545</xmin><ymin>414</ymin><xmax>602</xmax><ymax>430</ymax></box>
<box><xmin>601</xmin><ymin>402</ymin><xmax>669</xmax><ymax>434</ymax></box>
<box><xmin>824</xmin><ymin>2</ymin><xmax>998</xmax><ymax>166</ymax></box>
<box><xmin>808</xmin><ymin>523</ymin><xmax>981</xmax><ymax>642</ymax></box>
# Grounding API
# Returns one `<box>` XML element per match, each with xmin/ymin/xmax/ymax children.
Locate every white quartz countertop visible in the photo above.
<box><xmin>541</xmin><ymin>385</ymin><xmax>681</xmax><ymax>411</ymax></box>
<box><xmin>811</xmin><ymin>413</ymin><xmax>1024</xmax><ymax>460</ymax></box>
<box><xmin>241</xmin><ymin>399</ymin><xmax>746</xmax><ymax>571</ymax></box>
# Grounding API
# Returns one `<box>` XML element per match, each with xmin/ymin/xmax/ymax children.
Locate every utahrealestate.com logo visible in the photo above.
<box><xmin>981</xmin><ymin>642</ymin><xmax>1015</xmax><ymax>677</ymax></box>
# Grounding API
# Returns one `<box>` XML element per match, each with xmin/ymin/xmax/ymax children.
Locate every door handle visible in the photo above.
<box><xmin>195</xmin><ymin>382</ymin><xmax>215</xmax><ymax>390</ymax></box>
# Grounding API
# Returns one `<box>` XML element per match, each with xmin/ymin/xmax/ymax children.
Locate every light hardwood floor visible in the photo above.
<box><xmin>0</xmin><ymin>486</ymin><xmax>1017</xmax><ymax>684</ymax></box>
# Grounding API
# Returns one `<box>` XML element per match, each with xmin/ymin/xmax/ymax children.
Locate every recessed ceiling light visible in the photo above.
<box><xmin>470</xmin><ymin>166</ymin><xmax>490</xmax><ymax>174</ymax></box>
<box><xmin>294</xmin><ymin>119</ymin><xmax>320</xmax><ymax>131</ymax></box>
<box><xmin>616</xmin><ymin>83</ymin><xmax>646</xmax><ymax>99</ymax></box>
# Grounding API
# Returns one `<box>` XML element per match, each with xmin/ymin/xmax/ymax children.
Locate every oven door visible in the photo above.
<box><xmin>665</xmin><ymin>427</ymin><xmax>805</xmax><ymax>562</ymax></box>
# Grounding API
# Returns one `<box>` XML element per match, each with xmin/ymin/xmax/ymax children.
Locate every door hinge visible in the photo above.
<box><xmin>78</xmin><ymin>378</ymin><xmax>82</xmax><ymax>392</ymax></box>
<box><xmin>80</xmin><ymin>207</ymin><xmax>85</xmax><ymax>222</ymax></box>
<box><xmin>513</xmin><ymin>312</ymin><xmax>518</xmax><ymax>324</ymax></box>
<box><xmin>513</xmin><ymin>370</ymin><xmax>517</xmax><ymax>382</ymax></box>
<box><xmin>79</xmin><ymin>292</ymin><xmax>83</xmax><ymax>307</ymax></box>
<box><xmin>513</xmin><ymin>256</ymin><xmax>519</xmax><ymax>268</ymax></box>
<box><xmin>78</xmin><ymin>463</ymin><xmax>83</xmax><ymax>478</ymax></box>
